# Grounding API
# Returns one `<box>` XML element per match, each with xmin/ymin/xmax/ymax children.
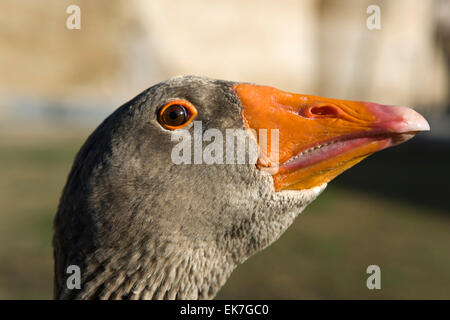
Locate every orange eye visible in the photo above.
<box><xmin>158</xmin><ymin>100</ymin><xmax>198</xmax><ymax>130</ymax></box>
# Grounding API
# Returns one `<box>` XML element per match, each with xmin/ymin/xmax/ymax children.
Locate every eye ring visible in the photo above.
<box><xmin>158</xmin><ymin>99</ymin><xmax>198</xmax><ymax>130</ymax></box>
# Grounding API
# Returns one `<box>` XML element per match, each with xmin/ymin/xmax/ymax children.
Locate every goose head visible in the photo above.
<box><xmin>53</xmin><ymin>76</ymin><xmax>429</xmax><ymax>299</ymax></box>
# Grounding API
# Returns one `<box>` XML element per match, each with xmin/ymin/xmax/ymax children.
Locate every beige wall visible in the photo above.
<box><xmin>318</xmin><ymin>0</ymin><xmax>447</xmax><ymax>112</ymax></box>
<box><xmin>0</xmin><ymin>0</ymin><xmax>447</xmax><ymax>116</ymax></box>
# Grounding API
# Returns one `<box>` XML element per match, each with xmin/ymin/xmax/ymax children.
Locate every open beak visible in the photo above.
<box><xmin>233</xmin><ymin>84</ymin><xmax>430</xmax><ymax>191</ymax></box>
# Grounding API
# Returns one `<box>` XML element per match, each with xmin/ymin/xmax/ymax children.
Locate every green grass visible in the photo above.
<box><xmin>218</xmin><ymin>187</ymin><xmax>450</xmax><ymax>299</ymax></box>
<box><xmin>0</xmin><ymin>128</ymin><xmax>449</xmax><ymax>299</ymax></box>
<box><xmin>0</xmin><ymin>128</ymin><xmax>86</xmax><ymax>299</ymax></box>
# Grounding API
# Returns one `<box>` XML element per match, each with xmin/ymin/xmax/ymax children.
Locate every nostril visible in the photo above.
<box><xmin>308</xmin><ymin>105</ymin><xmax>341</xmax><ymax>118</ymax></box>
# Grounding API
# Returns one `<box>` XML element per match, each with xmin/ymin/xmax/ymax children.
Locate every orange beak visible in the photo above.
<box><xmin>233</xmin><ymin>84</ymin><xmax>430</xmax><ymax>191</ymax></box>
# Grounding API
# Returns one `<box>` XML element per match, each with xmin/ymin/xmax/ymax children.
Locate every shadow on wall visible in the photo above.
<box><xmin>335</xmin><ymin>132</ymin><xmax>450</xmax><ymax>213</ymax></box>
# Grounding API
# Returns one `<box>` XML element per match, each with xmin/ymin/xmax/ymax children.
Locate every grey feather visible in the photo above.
<box><xmin>53</xmin><ymin>76</ymin><xmax>325</xmax><ymax>300</ymax></box>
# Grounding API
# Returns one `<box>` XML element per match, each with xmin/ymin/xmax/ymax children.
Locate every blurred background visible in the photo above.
<box><xmin>0</xmin><ymin>0</ymin><xmax>449</xmax><ymax>299</ymax></box>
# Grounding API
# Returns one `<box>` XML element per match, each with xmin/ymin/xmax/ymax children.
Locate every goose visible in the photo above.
<box><xmin>53</xmin><ymin>76</ymin><xmax>429</xmax><ymax>299</ymax></box>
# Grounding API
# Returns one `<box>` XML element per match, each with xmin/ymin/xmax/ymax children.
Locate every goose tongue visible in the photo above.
<box><xmin>233</xmin><ymin>84</ymin><xmax>430</xmax><ymax>191</ymax></box>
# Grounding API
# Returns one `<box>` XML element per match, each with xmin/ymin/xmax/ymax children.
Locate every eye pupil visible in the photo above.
<box><xmin>161</xmin><ymin>104</ymin><xmax>188</xmax><ymax>126</ymax></box>
<box><xmin>169</xmin><ymin>111</ymin><xmax>179</xmax><ymax>120</ymax></box>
